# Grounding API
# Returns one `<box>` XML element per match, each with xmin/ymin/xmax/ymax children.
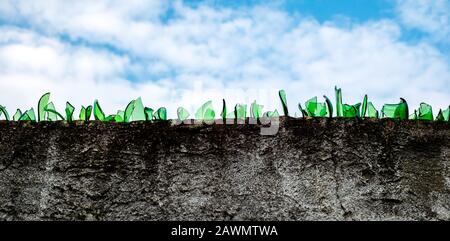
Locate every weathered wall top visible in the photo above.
<box><xmin>0</xmin><ymin>118</ymin><xmax>449</xmax><ymax>220</ymax></box>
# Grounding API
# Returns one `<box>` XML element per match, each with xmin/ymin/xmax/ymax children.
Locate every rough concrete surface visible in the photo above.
<box><xmin>0</xmin><ymin>117</ymin><xmax>449</xmax><ymax>221</ymax></box>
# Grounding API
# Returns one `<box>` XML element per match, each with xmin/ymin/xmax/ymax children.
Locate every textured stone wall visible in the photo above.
<box><xmin>0</xmin><ymin>118</ymin><xmax>449</xmax><ymax>220</ymax></box>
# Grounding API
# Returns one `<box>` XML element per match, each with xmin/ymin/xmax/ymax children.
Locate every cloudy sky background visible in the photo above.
<box><xmin>0</xmin><ymin>0</ymin><xmax>449</xmax><ymax>118</ymax></box>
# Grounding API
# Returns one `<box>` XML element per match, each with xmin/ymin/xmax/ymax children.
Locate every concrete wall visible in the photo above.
<box><xmin>0</xmin><ymin>118</ymin><xmax>449</xmax><ymax>220</ymax></box>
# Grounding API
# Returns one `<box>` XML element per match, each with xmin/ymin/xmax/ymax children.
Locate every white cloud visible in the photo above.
<box><xmin>0</xmin><ymin>1</ymin><xmax>449</xmax><ymax>120</ymax></box>
<box><xmin>396</xmin><ymin>0</ymin><xmax>450</xmax><ymax>41</ymax></box>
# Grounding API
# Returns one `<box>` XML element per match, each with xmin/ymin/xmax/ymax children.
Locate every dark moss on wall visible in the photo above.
<box><xmin>0</xmin><ymin>118</ymin><xmax>449</xmax><ymax>220</ymax></box>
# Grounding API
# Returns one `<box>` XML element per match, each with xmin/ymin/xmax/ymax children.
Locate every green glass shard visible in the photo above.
<box><xmin>443</xmin><ymin>106</ymin><xmax>450</xmax><ymax>121</ymax></box>
<box><xmin>131</xmin><ymin>97</ymin><xmax>146</xmax><ymax>121</ymax></box>
<box><xmin>381</xmin><ymin>98</ymin><xmax>408</xmax><ymax>120</ymax></box>
<box><xmin>298</xmin><ymin>103</ymin><xmax>309</xmax><ymax>117</ymax></box>
<box><xmin>0</xmin><ymin>105</ymin><xmax>9</xmax><ymax>121</ymax></box>
<box><xmin>79</xmin><ymin>106</ymin><xmax>86</xmax><ymax>121</ymax></box>
<box><xmin>144</xmin><ymin>107</ymin><xmax>154</xmax><ymax>121</ymax></box>
<box><xmin>195</xmin><ymin>101</ymin><xmax>215</xmax><ymax>120</ymax></box>
<box><xmin>367</xmin><ymin>102</ymin><xmax>379</xmax><ymax>118</ymax></box>
<box><xmin>105</xmin><ymin>115</ymin><xmax>116</xmax><ymax>122</ymax></box>
<box><xmin>38</xmin><ymin>92</ymin><xmax>50</xmax><ymax>122</ymax></box>
<box><xmin>436</xmin><ymin>110</ymin><xmax>444</xmax><ymax>121</ymax></box>
<box><xmin>221</xmin><ymin>99</ymin><xmax>226</xmax><ymax>121</ymax></box>
<box><xmin>324</xmin><ymin>95</ymin><xmax>333</xmax><ymax>118</ymax></box>
<box><xmin>278</xmin><ymin>90</ymin><xmax>289</xmax><ymax>116</ymax></box>
<box><xmin>305</xmin><ymin>97</ymin><xmax>317</xmax><ymax>116</ymax></box>
<box><xmin>382</xmin><ymin>104</ymin><xmax>397</xmax><ymax>118</ymax></box>
<box><xmin>204</xmin><ymin>108</ymin><xmax>215</xmax><ymax>120</ymax></box>
<box><xmin>154</xmin><ymin>107</ymin><xmax>167</xmax><ymax>121</ymax></box>
<box><xmin>195</xmin><ymin>101</ymin><xmax>208</xmax><ymax>119</ymax></box>
<box><xmin>250</xmin><ymin>101</ymin><xmax>263</xmax><ymax>119</ymax></box>
<box><xmin>305</xmin><ymin>97</ymin><xmax>327</xmax><ymax>117</ymax></box>
<box><xmin>46</xmin><ymin>102</ymin><xmax>57</xmax><ymax>120</ymax></box>
<box><xmin>85</xmin><ymin>105</ymin><xmax>92</xmax><ymax>120</ymax></box>
<box><xmin>264</xmin><ymin>110</ymin><xmax>280</xmax><ymax>118</ymax></box>
<box><xmin>45</xmin><ymin>102</ymin><xmax>65</xmax><ymax>120</ymax></box>
<box><xmin>398</xmin><ymin>98</ymin><xmax>409</xmax><ymax>120</ymax></box>
<box><xmin>27</xmin><ymin>108</ymin><xmax>36</xmax><ymax>121</ymax></box>
<box><xmin>273</xmin><ymin>109</ymin><xmax>280</xmax><ymax>117</ymax></box>
<box><xmin>352</xmin><ymin>103</ymin><xmax>361</xmax><ymax>117</ymax></box>
<box><xmin>410</xmin><ymin>110</ymin><xmax>418</xmax><ymax>120</ymax></box>
<box><xmin>335</xmin><ymin>86</ymin><xmax>343</xmax><ymax>117</ymax></box>
<box><xmin>235</xmin><ymin>104</ymin><xmax>247</xmax><ymax>120</ymax></box>
<box><xmin>177</xmin><ymin>107</ymin><xmax>190</xmax><ymax>121</ymax></box>
<box><xmin>226</xmin><ymin>111</ymin><xmax>235</xmax><ymax>119</ymax></box>
<box><xmin>115</xmin><ymin>110</ymin><xmax>125</xmax><ymax>122</ymax></box>
<box><xmin>417</xmin><ymin>103</ymin><xmax>433</xmax><ymax>121</ymax></box>
<box><xmin>19</xmin><ymin>113</ymin><xmax>31</xmax><ymax>121</ymax></box>
<box><xmin>342</xmin><ymin>104</ymin><xmax>358</xmax><ymax>117</ymax></box>
<box><xmin>86</xmin><ymin>105</ymin><xmax>92</xmax><ymax>120</ymax></box>
<box><xmin>436</xmin><ymin>106</ymin><xmax>450</xmax><ymax>121</ymax></box>
<box><xmin>65</xmin><ymin>102</ymin><xmax>75</xmax><ymax>122</ymax></box>
<box><xmin>93</xmin><ymin>100</ymin><xmax>105</xmax><ymax>121</ymax></box>
<box><xmin>13</xmin><ymin>109</ymin><xmax>22</xmax><ymax>121</ymax></box>
<box><xmin>317</xmin><ymin>103</ymin><xmax>327</xmax><ymax>117</ymax></box>
<box><xmin>19</xmin><ymin>108</ymin><xmax>36</xmax><ymax>122</ymax></box>
<box><xmin>361</xmin><ymin>95</ymin><xmax>368</xmax><ymax>118</ymax></box>
<box><xmin>334</xmin><ymin>87</ymin><xmax>361</xmax><ymax>118</ymax></box>
<box><xmin>124</xmin><ymin>100</ymin><xmax>135</xmax><ymax>122</ymax></box>
<box><xmin>80</xmin><ymin>105</ymin><xmax>93</xmax><ymax>121</ymax></box>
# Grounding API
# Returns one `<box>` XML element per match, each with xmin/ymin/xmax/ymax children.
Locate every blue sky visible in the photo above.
<box><xmin>211</xmin><ymin>0</ymin><xmax>392</xmax><ymax>21</ymax></box>
<box><xmin>0</xmin><ymin>0</ymin><xmax>449</xmax><ymax>118</ymax></box>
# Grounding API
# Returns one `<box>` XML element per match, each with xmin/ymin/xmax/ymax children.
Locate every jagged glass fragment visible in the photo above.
<box><xmin>38</xmin><ymin>92</ymin><xmax>50</xmax><ymax>121</ymax></box>
<box><xmin>124</xmin><ymin>100</ymin><xmax>135</xmax><ymax>122</ymax></box>
<box><xmin>177</xmin><ymin>107</ymin><xmax>190</xmax><ymax>121</ymax></box>
<box><xmin>0</xmin><ymin>105</ymin><xmax>9</xmax><ymax>121</ymax></box>
<box><xmin>115</xmin><ymin>110</ymin><xmax>125</xmax><ymax>122</ymax></box>
<box><xmin>298</xmin><ymin>103</ymin><xmax>308</xmax><ymax>117</ymax></box>
<box><xmin>443</xmin><ymin>106</ymin><xmax>450</xmax><ymax>121</ymax></box>
<box><xmin>93</xmin><ymin>100</ymin><xmax>105</xmax><ymax>121</ymax></box>
<box><xmin>65</xmin><ymin>102</ymin><xmax>75</xmax><ymax>122</ymax></box>
<box><xmin>144</xmin><ymin>107</ymin><xmax>154</xmax><ymax>121</ymax></box>
<box><xmin>305</xmin><ymin>97</ymin><xmax>327</xmax><ymax>117</ymax></box>
<box><xmin>45</xmin><ymin>102</ymin><xmax>59</xmax><ymax>121</ymax></box>
<box><xmin>105</xmin><ymin>115</ymin><xmax>116</xmax><ymax>122</ymax></box>
<box><xmin>367</xmin><ymin>102</ymin><xmax>379</xmax><ymax>118</ymax></box>
<box><xmin>221</xmin><ymin>99</ymin><xmax>226</xmax><ymax>120</ymax></box>
<box><xmin>250</xmin><ymin>101</ymin><xmax>263</xmax><ymax>119</ymax></box>
<box><xmin>13</xmin><ymin>109</ymin><xmax>22</xmax><ymax>121</ymax></box>
<box><xmin>131</xmin><ymin>97</ymin><xmax>145</xmax><ymax>121</ymax></box>
<box><xmin>361</xmin><ymin>95</ymin><xmax>368</xmax><ymax>118</ymax></box>
<box><xmin>335</xmin><ymin>87</ymin><xmax>343</xmax><ymax>117</ymax></box>
<box><xmin>381</xmin><ymin>98</ymin><xmax>408</xmax><ymax>120</ymax></box>
<box><xmin>342</xmin><ymin>103</ymin><xmax>361</xmax><ymax>117</ymax></box>
<box><xmin>264</xmin><ymin>110</ymin><xmax>280</xmax><ymax>118</ymax></box>
<box><xmin>324</xmin><ymin>95</ymin><xmax>333</xmax><ymax>118</ymax></box>
<box><xmin>19</xmin><ymin>108</ymin><xmax>36</xmax><ymax>122</ymax></box>
<box><xmin>154</xmin><ymin>107</ymin><xmax>167</xmax><ymax>120</ymax></box>
<box><xmin>417</xmin><ymin>103</ymin><xmax>433</xmax><ymax>121</ymax></box>
<box><xmin>235</xmin><ymin>104</ymin><xmax>247</xmax><ymax>120</ymax></box>
<box><xmin>195</xmin><ymin>101</ymin><xmax>215</xmax><ymax>120</ymax></box>
<box><xmin>279</xmin><ymin>90</ymin><xmax>289</xmax><ymax>116</ymax></box>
